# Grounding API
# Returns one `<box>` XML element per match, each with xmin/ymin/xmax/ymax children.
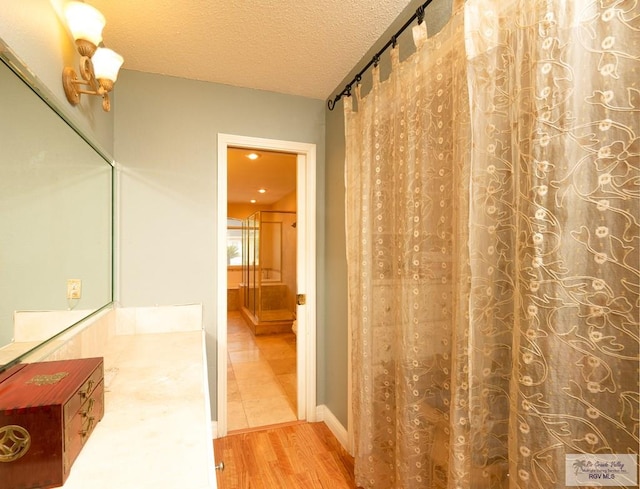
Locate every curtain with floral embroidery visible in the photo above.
<box><xmin>344</xmin><ymin>1</ymin><xmax>639</xmax><ymax>488</ymax></box>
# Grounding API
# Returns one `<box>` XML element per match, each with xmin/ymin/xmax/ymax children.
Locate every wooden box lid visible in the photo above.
<box><xmin>0</xmin><ymin>363</ymin><xmax>27</xmax><ymax>385</ymax></box>
<box><xmin>0</xmin><ymin>357</ymin><xmax>103</xmax><ymax>411</ymax></box>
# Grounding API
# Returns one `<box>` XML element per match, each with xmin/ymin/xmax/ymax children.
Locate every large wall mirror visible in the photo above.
<box><xmin>0</xmin><ymin>48</ymin><xmax>113</xmax><ymax>370</ymax></box>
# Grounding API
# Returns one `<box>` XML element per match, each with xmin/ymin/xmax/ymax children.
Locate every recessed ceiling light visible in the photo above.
<box><xmin>246</xmin><ymin>153</ymin><xmax>259</xmax><ymax>160</ymax></box>
<box><xmin>258</xmin><ymin>188</ymin><xmax>266</xmax><ymax>194</ymax></box>
<box><xmin>250</xmin><ymin>199</ymin><xmax>257</xmax><ymax>203</ymax></box>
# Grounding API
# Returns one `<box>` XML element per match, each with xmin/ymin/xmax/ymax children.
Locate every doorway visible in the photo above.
<box><xmin>216</xmin><ymin>134</ymin><xmax>317</xmax><ymax>438</ymax></box>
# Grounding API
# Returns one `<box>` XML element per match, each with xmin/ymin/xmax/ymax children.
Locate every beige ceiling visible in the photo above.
<box><xmin>227</xmin><ymin>148</ymin><xmax>297</xmax><ymax>205</ymax></box>
<box><xmin>87</xmin><ymin>0</ymin><xmax>414</xmax><ymax>100</ymax></box>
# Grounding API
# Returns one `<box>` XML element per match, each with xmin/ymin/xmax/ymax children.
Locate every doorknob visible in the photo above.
<box><xmin>215</xmin><ymin>461</ymin><xmax>225</xmax><ymax>471</ymax></box>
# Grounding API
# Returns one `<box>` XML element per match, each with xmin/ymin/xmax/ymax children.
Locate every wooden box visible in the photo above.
<box><xmin>0</xmin><ymin>357</ymin><xmax>104</xmax><ymax>489</ymax></box>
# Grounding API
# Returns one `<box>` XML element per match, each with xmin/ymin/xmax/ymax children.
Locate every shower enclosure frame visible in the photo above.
<box><xmin>241</xmin><ymin>210</ymin><xmax>297</xmax><ymax>330</ymax></box>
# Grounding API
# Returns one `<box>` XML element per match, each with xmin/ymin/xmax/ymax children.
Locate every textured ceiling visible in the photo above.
<box><xmin>86</xmin><ymin>0</ymin><xmax>414</xmax><ymax>100</ymax></box>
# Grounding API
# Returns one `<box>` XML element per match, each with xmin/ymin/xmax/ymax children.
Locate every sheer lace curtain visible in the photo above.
<box><xmin>344</xmin><ymin>1</ymin><xmax>639</xmax><ymax>488</ymax></box>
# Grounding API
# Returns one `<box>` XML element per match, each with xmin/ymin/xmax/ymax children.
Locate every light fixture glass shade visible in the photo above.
<box><xmin>92</xmin><ymin>48</ymin><xmax>124</xmax><ymax>82</ymax></box>
<box><xmin>64</xmin><ymin>1</ymin><xmax>106</xmax><ymax>46</ymax></box>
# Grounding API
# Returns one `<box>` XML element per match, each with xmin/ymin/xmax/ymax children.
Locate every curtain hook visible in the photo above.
<box><xmin>416</xmin><ymin>6</ymin><xmax>425</xmax><ymax>25</ymax></box>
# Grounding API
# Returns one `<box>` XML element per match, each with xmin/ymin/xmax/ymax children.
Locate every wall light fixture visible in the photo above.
<box><xmin>62</xmin><ymin>1</ymin><xmax>124</xmax><ymax>112</ymax></box>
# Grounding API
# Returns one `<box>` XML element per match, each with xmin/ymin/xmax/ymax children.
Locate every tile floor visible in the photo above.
<box><xmin>227</xmin><ymin>311</ymin><xmax>297</xmax><ymax>431</ymax></box>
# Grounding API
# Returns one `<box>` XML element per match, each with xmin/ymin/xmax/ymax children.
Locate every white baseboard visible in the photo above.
<box><xmin>316</xmin><ymin>405</ymin><xmax>350</xmax><ymax>454</ymax></box>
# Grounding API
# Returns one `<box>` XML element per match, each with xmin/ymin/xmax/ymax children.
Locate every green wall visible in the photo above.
<box><xmin>113</xmin><ymin>70</ymin><xmax>325</xmax><ymax>418</ymax></box>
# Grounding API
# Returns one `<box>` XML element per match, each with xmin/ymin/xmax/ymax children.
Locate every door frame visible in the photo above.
<box><xmin>216</xmin><ymin>133</ymin><xmax>317</xmax><ymax>437</ymax></box>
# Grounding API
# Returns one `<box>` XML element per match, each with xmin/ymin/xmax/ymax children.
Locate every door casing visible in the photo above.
<box><xmin>216</xmin><ymin>133</ymin><xmax>317</xmax><ymax>437</ymax></box>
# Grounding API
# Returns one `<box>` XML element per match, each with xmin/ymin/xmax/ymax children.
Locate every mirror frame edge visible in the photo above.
<box><xmin>0</xmin><ymin>38</ymin><xmax>116</xmax><ymax>372</ymax></box>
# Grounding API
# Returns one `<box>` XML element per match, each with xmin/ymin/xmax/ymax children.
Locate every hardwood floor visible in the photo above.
<box><xmin>214</xmin><ymin>422</ymin><xmax>359</xmax><ymax>489</ymax></box>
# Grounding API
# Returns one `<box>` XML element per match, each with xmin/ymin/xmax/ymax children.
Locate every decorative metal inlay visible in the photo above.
<box><xmin>0</xmin><ymin>425</ymin><xmax>31</xmax><ymax>463</ymax></box>
<box><xmin>27</xmin><ymin>372</ymin><xmax>69</xmax><ymax>386</ymax></box>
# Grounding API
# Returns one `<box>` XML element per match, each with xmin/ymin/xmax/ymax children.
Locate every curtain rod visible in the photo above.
<box><xmin>327</xmin><ymin>0</ymin><xmax>435</xmax><ymax>111</ymax></box>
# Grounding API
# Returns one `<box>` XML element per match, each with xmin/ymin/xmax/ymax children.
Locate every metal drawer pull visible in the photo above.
<box><xmin>80</xmin><ymin>398</ymin><xmax>96</xmax><ymax>417</ymax></box>
<box><xmin>80</xmin><ymin>417</ymin><xmax>95</xmax><ymax>438</ymax></box>
<box><xmin>79</xmin><ymin>379</ymin><xmax>95</xmax><ymax>399</ymax></box>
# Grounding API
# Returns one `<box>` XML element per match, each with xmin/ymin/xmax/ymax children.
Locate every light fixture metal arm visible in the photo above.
<box><xmin>62</xmin><ymin>55</ymin><xmax>111</xmax><ymax>112</ymax></box>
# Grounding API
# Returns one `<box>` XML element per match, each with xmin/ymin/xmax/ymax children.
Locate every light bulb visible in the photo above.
<box><xmin>64</xmin><ymin>2</ymin><xmax>106</xmax><ymax>46</ymax></box>
<box><xmin>92</xmin><ymin>48</ymin><xmax>124</xmax><ymax>82</ymax></box>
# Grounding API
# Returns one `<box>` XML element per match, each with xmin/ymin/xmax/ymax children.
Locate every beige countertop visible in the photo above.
<box><xmin>60</xmin><ymin>330</ymin><xmax>216</xmax><ymax>489</ymax></box>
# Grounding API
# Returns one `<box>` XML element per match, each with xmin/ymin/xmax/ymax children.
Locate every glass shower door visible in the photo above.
<box><xmin>242</xmin><ymin>212</ymin><xmax>259</xmax><ymax>318</ymax></box>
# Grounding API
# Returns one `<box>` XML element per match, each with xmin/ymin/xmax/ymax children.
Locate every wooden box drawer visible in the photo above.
<box><xmin>65</xmin><ymin>380</ymin><xmax>105</xmax><ymax>474</ymax></box>
<box><xmin>63</xmin><ymin>364</ymin><xmax>104</xmax><ymax>425</ymax></box>
<box><xmin>0</xmin><ymin>357</ymin><xmax>104</xmax><ymax>489</ymax></box>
